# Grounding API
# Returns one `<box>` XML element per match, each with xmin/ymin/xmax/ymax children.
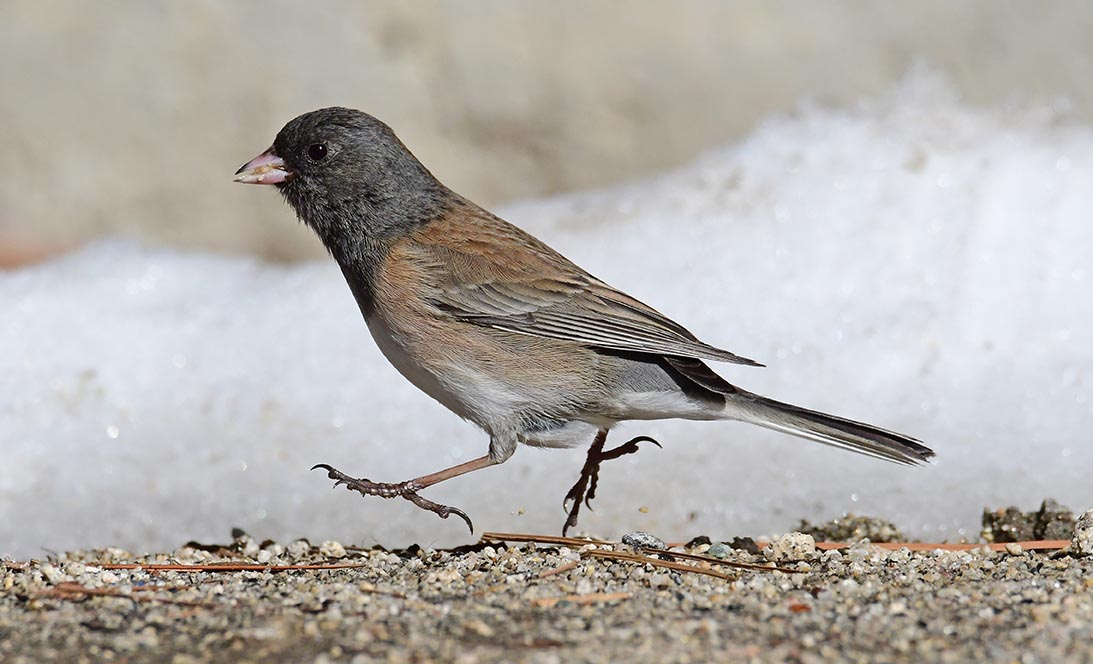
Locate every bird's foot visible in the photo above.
<box><xmin>561</xmin><ymin>435</ymin><xmax>661</xmax><ymax>536</ymax></box>
<box><xmin>312</xmin><ymin>463</ymin><xmax>474</xmax><ymax>533</ymax></box>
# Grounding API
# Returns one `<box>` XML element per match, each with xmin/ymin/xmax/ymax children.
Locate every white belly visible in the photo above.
<box><xmin>365</xmin><ymin>313</ymin><xmax>534</xmax><ymax>436</ymax></box>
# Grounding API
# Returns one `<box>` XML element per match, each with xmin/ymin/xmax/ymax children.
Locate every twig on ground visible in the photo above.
<box><xmin>538</xmin><ymin>560</ymin><xmax>580</xmax><ymax>578</ymax></box>
<box><xmin>642</xmin><ymin>548</ymin><xmax>799</xmax><ymax>574</ymax></box>
<box><xmin>531</xmin><ymin>592</ymin><xmax>630</xmax><ymax>608</ymax></box>
<box><xmin>35</xmin><ymin>582</ymin><xmax>212</xmax><ymax>607</ymax></box>
<box><xmin>481</xmin><ymin>532</ymin><xmax>611</xmax><ymax>547</ymax></box>
<box><xmin>809</xmin><ymin>540</ymin><xmax>1070</xmax><ymax>552</ymax></box>
<box><xmin>581</xmin><ymin>549</ymin><xmax>735</xmax><ymax>581</ymax></box>
<box><xmin>357</xmin><ymin>582</ymin><xmax>408</xmax><ymax>599</ymax></box>
<box><xmin>90</xmin><ymin>562</ymin><xmax>374</xmax><ymax>573</ymax></box>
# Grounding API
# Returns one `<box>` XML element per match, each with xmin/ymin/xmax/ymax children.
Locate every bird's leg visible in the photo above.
<box><xmin>312</xmin><ymin>455</ymin><xmax>496</xmax><ymax>534</ymax></box>
<box><xmin>561</xmin><ymin>430</ymin><xmax>607</xmax><ymax>536</ymax></box>
<box><xmin>562</xmin><ymin>431</ymin><xmax>662</xmax><ymax>536</ymax></box>
<box><xmin>582</xmin><ymin>435</ymin><xmax>662</xmax><ymax>507</ymax></box>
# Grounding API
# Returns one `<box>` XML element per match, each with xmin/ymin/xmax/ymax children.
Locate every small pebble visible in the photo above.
<box><xmin>429</xmin><ymin>568</ymin><xmax>461</xmax><ymax>584</ymax></box>
<box><xmin>286</xmin><ymin>539</ymin><xmax>311</xmax><ymax>560</ymax></box>
<box><xmin>621</xmin><ymin>531</ymin><xmax>665</xmax><ymax>550</ymax></box>
<box><xmin>40</xmin><ymin>564</ymin><xmax>64</xmax><ymax>584</ymax></box>
<box><xmin>763</xmin><ymin>532</ymin><xmax>819</xmax><ymax>562</ymax></box>
<box><xmin>706</xmin><ymin>543</ymin><xmax>731</xmax><ymax>559</ymax></box>
<box><xmin>1073</xmin><ymin>509</ymin><xmax>1093</xmax><ymax>556</ymax></box>
<box><xmin>320</xmin><ymin>541</ymin><xmax>347</xmax><ymax>559</ymax></box>
<box><xmin>241</xmin><ymin>537</ymin><xmax>260</xmax><ymax>558</ymax></box>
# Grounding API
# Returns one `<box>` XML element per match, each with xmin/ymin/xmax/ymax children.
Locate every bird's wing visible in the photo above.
<box><xmin>413</xmin><ymin>208</ymin><xmax>763</xmax><ymax>366</ymax></box>
<box><xmin>434</xmin><ymin>276</ymin><xmax>762</xmax><ymax>366</ymax></box>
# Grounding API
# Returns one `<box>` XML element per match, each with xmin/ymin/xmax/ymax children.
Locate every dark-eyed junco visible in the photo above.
<box><xmin>235</xmin><ymin>107</ymin><xmax>933</xmax><ymax>534</ymax></box>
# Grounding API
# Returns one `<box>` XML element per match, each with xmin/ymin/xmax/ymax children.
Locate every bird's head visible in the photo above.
<box><xmin>235</xmin><ymin>107</ymin><xmax>446</xmax><ymax>257</ymax></box>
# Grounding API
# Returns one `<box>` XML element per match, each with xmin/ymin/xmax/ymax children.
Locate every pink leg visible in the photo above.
<box><xmin>313</xmin><ymin>455</ymin><xmax>496</xmax><ymax>533</ymax></box>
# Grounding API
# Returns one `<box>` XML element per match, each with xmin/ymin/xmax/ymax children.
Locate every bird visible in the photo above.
<box><xmin>234</xmin><ymin>107</ymin><xmax>934</xmax><ymax>535</ymax></box>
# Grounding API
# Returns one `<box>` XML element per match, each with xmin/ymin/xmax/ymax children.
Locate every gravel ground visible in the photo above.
<box><xmin>2</xmin><ymin>521</ymin><xmax>1092</xmax><ymax>664</ymax></box>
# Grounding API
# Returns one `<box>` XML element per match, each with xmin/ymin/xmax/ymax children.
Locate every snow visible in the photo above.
<box><xmin>3</xmin><ymin>73</ymin><xmax>1090</xmax><ymax>557</ymax></box>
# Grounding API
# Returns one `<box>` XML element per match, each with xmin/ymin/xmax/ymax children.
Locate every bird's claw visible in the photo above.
<box><xmin>561</xmin><ymin>434</ymin><xmax>662</xmax><ymax>536</ymax></box>
<box><xmin>402</xmin><ymin>492</ymin><xmax>474</xmax><ymax>533</ymax></box>
<box><xmin>312</xmin><ymin>463</ymin><xmax>473</xmax><ymax>533</ymax></box>
<box><xmin>605</xmin><ymin>435</ymin><xmax>662</xmax><ymax>457</ymax></box>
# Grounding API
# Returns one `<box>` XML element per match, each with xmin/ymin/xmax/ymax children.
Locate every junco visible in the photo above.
<box><xmin>235</xmin><ymin>107</ymin><xmax>933</xmax><ymax>534</ymax></box>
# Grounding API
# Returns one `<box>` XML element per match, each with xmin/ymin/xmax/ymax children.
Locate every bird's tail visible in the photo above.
<box><xmin>728</xmin><ymin>392</ymin><xmax>934</xmax><ymax>466</ymax></box>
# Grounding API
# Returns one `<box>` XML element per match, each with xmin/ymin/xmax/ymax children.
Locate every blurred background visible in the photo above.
<box><xmin>4</xmin><ymin>0</ymin><xmax>1093</xmax><ymax>264</ymax></box>
<box><xmin>5</xmin><ymin>2</ymin><xmax>1093</xmax><ymax>556</ymax></box>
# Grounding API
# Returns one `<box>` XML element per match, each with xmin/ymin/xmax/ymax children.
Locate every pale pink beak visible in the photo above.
<box><xmin>234</xmin><ymin>149</ymin><xmax>293</xmax><ymax>185</ymax></box>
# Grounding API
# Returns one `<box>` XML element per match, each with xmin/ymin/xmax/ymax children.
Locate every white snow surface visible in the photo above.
<box><xmin>3</xmin><ymin>74</ymin><xmax>1091</xmax><ymax>557</ymax></box>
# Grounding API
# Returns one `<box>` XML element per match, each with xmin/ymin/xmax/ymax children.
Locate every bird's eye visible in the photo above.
<box><xmin>307</xmin><ymin>143</ymin><xmax>328</xmax><ymax>161</ymax></box>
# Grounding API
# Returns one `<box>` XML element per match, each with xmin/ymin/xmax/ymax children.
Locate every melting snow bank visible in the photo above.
<box><xmin>3</xmin><ymin>73</ymin><xmax>1090</xmax><ymax>557</ymax></box>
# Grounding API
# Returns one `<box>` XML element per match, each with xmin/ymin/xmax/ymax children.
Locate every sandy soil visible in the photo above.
<box><xmin>3</xmin><ymin>515</ymin><xmax>1091</xmax><ymax>663</ymax></box>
